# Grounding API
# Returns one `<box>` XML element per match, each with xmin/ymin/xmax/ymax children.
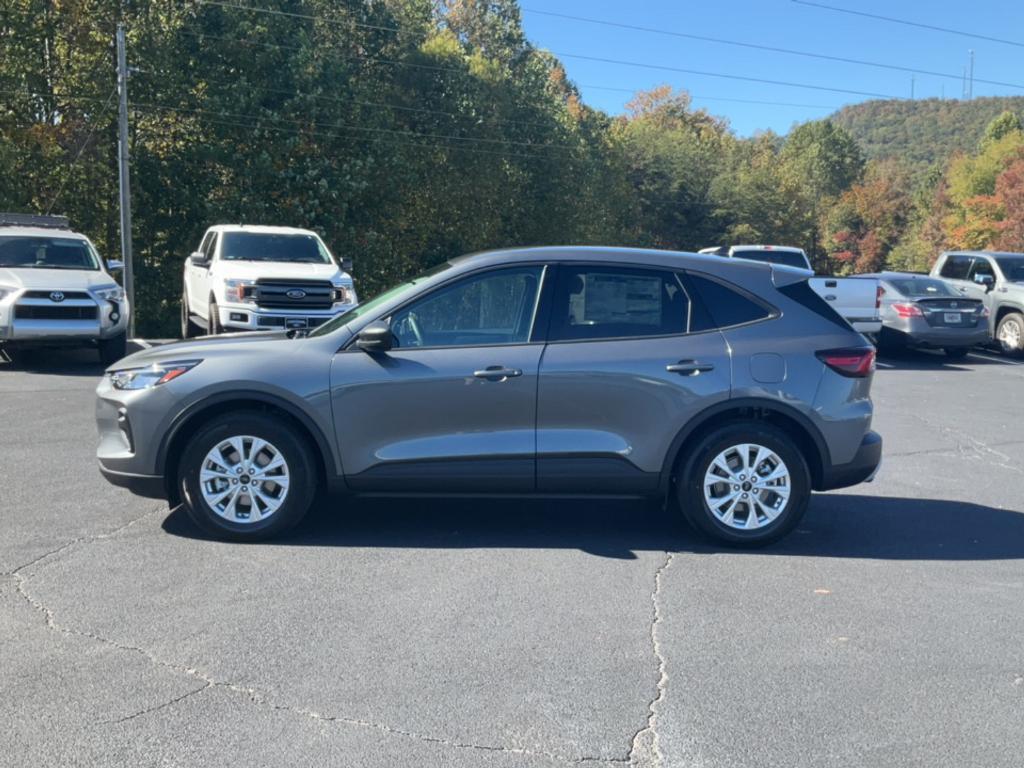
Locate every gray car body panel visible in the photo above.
<box><xmin>96</xmin><ymin>246</ymin><xmax>879</xmax><ymax>499</ymax></box>
<box><xmin>931</xmin><ymin>251</ymin><xmax>1024</xmax><ymax>336</ymax></box>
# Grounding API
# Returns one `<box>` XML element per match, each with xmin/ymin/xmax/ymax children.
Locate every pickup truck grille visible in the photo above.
<box><xmin>254</xmin><ymin>280</ymin><xmax>335</xmax><ymax>310</ymax></box>
<box><xmin>15</xmin><ymin>304</ymin><xmax>98</xmax><ymax>320</ymax></box>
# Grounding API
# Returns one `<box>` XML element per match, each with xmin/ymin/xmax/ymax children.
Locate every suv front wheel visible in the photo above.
<box><xmin>178</xmin><ymin>412</ymin><xmax>318</xmax><ymax>541</ymax></box>
<box><xmin>996</xmin><ymin>311</ymin><xmax>1024</xmax><ymax>356</ymax></box>
<box><xmin>678</xmin><ymin>422</ymin><xmax>810</xmax><ymax>547</ymax></box>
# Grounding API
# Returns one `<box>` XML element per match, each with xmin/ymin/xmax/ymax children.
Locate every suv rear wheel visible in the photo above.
<box><xmin>677</xmin><ymin>422</ymin><xmax>810</xmax><ymax>547</ymax></box>
<box><xmin>178</xmin><ymin>412</ymin><xmax>318</xmax><ymax>541</ymax></box>
<box><xmin>996</xmin><ymin>311</ymin><xmax>1024</xmax><ymax>356</ymax></box>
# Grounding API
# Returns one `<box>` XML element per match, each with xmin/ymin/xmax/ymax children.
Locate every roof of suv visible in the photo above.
<box><xmin>0</xmin><ymin>225</ymin><xmax>89</xmax><ymax>240</ymax></box>
<box><xmin>208</xmin><ymin>224</ymin><xmax>320</xmax><ymax>236</ymax></box>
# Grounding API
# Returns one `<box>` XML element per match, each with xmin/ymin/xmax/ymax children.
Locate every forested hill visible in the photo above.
<box><xmin>831</xmin><ymin>97</ymin><xmax>1024</xmax><ymax>168</ymax></box>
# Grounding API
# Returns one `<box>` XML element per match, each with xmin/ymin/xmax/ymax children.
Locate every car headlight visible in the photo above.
<box><xmin>110</xmin><ymin>360</ymin><xmax>201</xmax><ymax>390</ymax></box>
<box><xmin>332</xmin><ymin>283</ymin><xmax>355</xmax><ymax>304</ymax></box>
<box><xmin>225</xmin><ymin>279</ymin><xmax>257</xmax><ymax>303</ymax></box>
<box><xmin>92</xmin><ymin>285</ymin><xmax>125</xmax><ymax>301</ymax></box>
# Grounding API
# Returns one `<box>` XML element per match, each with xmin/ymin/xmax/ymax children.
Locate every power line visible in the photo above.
<box><xmin>522</xmin><ymin>6</ymin><xmax>1024</xmax><ymax>92</ymax></box>
<box><xmin>45</xmin><ymin>87</ymin><xmax>118</xmax><ymax>214</ymax></box>
<box><xmin>194</xmin><ymin>0</ymin><xmax>403</xmax><ymax>34</ymax></box>
<box><xmin>791</xmin><ymin>0</ymin><xmax>1024</xmax><ymax>49</ymax></box>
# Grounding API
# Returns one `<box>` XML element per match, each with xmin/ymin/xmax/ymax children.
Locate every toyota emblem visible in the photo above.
<box><xmin>286</xmin><ymin>289</ymin><xmax>307</xmax><ymax>300</ymax></box>
<box><xmin>49</xmin><ymin>291</ymin><xmax>65</xmax><ymax>303</ymax></box>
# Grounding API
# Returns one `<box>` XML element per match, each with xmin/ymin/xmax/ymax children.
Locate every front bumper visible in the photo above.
<box><xmin>818</xmin><ymin>430</ymin><xmax>882</xmax><ymax>491</ymax></box>
<box><xmin>98</xmin><ymin>464</ymin><xmax>166</xmax><ymax>499</ymax></box>
<box><xmin>0</xmin><ymin>290</ymin><xmax>129</xmax><ymax>343</ymax></box>
<box><xmin>217</xmin><ymin>301</ymin><xmax>356</xmax><ymax>332</ymax></box>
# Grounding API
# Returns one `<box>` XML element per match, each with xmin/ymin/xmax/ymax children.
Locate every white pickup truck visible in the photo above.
<box><xmin>181</xmin><ymin>224</ymin><xmax>357</xmax><ymax>336</ymax></box>
<box><xmin>700</xmin><ymin>245</ymin><xmax>882</xmax><ymax>335</ymax></box>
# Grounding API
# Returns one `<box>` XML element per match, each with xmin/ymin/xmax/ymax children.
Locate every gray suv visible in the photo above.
<box><xmin>96</xmin><ymin>247</ymin><xmax>882</xmax><ymax>547</ymax></box>
<box><xmin>932</xmin><ymin>250</ymin><xmax>1024</xmax><ymax>354</ymax></box>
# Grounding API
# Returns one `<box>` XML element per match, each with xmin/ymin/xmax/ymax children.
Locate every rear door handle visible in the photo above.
<box><xmin>666</xmin><ymin>360</ymin><xmax>715</xmax><ymax>375</ymax></box>
<box><xmin>473</xmin><ymin>365</ymin><xmax>523</xmax><ymax>381</ymax></box>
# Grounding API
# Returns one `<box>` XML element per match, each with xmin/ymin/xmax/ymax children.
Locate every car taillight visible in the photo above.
<box><xmin>816</xmin><ymin>347</ymin><xmax>876</xmax><ymax>378</ymax></box>
<box><xmin>876</xmin><ymin>284</ymin><xmax>885</xmax><ymax>309</ymax></box>
<box><xmin>891</xmin><ymin>302</ymin><xmax>924</xmax><ymax>318</ymax></box>
<box><xmin>979</xmin><ymin>306</ymin><xmax>990</xmax><ymax>318</ymax></box>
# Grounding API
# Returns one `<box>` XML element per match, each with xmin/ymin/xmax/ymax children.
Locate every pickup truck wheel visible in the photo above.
<box><xmin>996</xmin><ymin>312</ymin><xmax>1024</xmax><ymax>356</ymax></box>
<box><xmin>207</xmin><ymin>299</ymin><xmax>222</xmax><ymax>335</ymax></box>
<box><xmin>178</xmin><ymin>412</ymin><xmax>318</xmax><ymax>541</ymax></box>
<box><xmin>181</xmin><ymin>293</ymin><xmax>201</xmax><ymax>338</ymax></box>
<box><xmin>98</xmin><ymin>331</ymin><xmax>127</xmax><ymax>366</ymax></box>
<box><xmin>677</xmin><ymin>422</ymin><xmax>810</xmax><ymax>547</ymax></box>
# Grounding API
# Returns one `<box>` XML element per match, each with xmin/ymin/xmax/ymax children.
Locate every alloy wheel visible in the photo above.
<box><xmin>199</xmin><ymin>435</ymin><xmax>290</xmax><ymax>523</ymax></box>
<box><xmin>998</xmin><ymin>318</ymin><xmax>1022</xmax><ymax>351</ymax></box>
<box><xmin>703</xmin><ymin>443</ymin><xmax>791</xmax><ymax>530</ymax></box>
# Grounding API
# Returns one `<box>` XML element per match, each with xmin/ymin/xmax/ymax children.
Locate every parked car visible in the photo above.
<box><xmin>0</xmin><ymin>213</ymin><xmax>129</xmax><ymax>365</ymax></box>
<box><xmin>859</xmin><ymin>272</ymin><xmax>989</xmax><ymax>358</ymax></box>
<box><xmin>700</xmin><ymin>245</ymin><xmax>882</xmax><ymax>336</ymax></box>
<box><xmin>181</xmin><ymin>224</ymin><xmax>357</xmax><ymax>337</ymax></box>
<box><xmin>97</xmin><ymin>246</ymin><xmax>881</xmax><ymax>547</ymax></box>
<box><xmin>931</xmin><ymin>250</ymin><xmax>1024</xmax><ymax>355</ymax></box>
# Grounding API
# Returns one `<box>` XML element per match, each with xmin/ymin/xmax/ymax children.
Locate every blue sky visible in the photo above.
<box><xmin>518</xmin><ymin>0</ymin><xmax>1023</xmax><ymax>136</ymax></box>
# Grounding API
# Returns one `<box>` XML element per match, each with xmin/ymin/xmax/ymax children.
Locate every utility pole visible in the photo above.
<box><xmin>968</xmin><ymin>49</ymin><xmax>975</xmax><ymax>99</ymax></box>
<box><xmin>116</xmin><ymin>23</ymin><xmax>135</xmax><ymax>338</ymax></box>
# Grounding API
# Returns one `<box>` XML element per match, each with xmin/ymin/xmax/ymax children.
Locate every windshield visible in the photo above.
<box><xmin>730</xmin><ymin>249</ymin><xmax>810</xmax><ymax>270</ymax></box>
<box><xmin>996</xmin><ymin>256</ymin><xmax>1024</xmax><ymax>282</ymax></box>
<box><xmin>887</xmin><ymin>277</ymin><xmax>958</xmax><ymax>298</ymax></box>
<box><xmin>309</xmin><ymin>261</ymin><xmax>454</xmax><ymax>337</ymax></box>
<box><xmin>220</xmin><ymin>232</ymin><xmax>333</xmax><ymax>264</ymax></box>
<box><xmin>0</xmin><ymin>236</ymin><xmax>100</xmax><ymax>270</ymax></box>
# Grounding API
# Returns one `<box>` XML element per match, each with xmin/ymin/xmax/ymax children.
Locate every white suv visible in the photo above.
<box><xmin>181</xmin><ymin>224</ymin><xmax>357</xmax><ymax>336</ymax></box>
<box><xmin>0</xmin><ymin>213</ymin><xmax>129</xmax><ymax>365</ymax></box>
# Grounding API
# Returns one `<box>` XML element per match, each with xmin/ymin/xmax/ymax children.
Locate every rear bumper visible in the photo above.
<box><xmin>98</xmin><ymin>463</ymin><xmax>166</xmax><ymax>499</ymax></box>
<box><xmin>818</xmin><ymin>431</ymin><xmax>882</xmax><ymax>491</ymax></box>
<box><xmin>882</xmin><ymin>324</ymin><xmax>989</xmax><ymax>348</ymax></box>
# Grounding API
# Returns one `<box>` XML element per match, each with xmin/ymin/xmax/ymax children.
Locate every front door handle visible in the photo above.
<box><xmin>473</xmin><ymin>365</ymin><xmax>523</xmax><ymax>381</ymax></box>
<box><xmin>666</xmin><ymin>360</ymin><xmax>715</xmax><ymax>375</ymax></box>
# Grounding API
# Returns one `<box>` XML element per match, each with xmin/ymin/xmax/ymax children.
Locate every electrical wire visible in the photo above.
<box><xmin>43</xmin><ymin>87</ymin><xmax>118</xmax><ymax>214</ymax></box>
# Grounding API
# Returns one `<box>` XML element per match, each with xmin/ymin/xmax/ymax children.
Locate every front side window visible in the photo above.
<box><xmin>0</xmin><ymin>236</ymin><xmax>100</xmax><ymax>270</ymax></box>
<box><xmin>390</xmin><ymin>266</ymin><xmax>544</xmax><ymax>348</ymax></box>
<box><xmin>940</xmin><ymin>255</ymin><xmax>971</xmax><ymax>280</ymax></box>
<box><xmin>219</xmin><ymin>232</ymin><xmax>333</xmax><ymax>264</ymax></box>
<box><xmin>968</xmin><ymin>258</ymin><xmax>995</xmax><ymax>281</ymax></box>
<box><xmin>549</xmin><ymin>266</ymin><xmax>689</xmax><ymax>341</ymax></box>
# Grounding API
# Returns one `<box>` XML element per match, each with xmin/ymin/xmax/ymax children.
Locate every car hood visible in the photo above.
<box><xmin>0</xmin><ymin>267</ymin><xmax>118</xmax><ymax>291</ymax></box>
<box><xmin>106</xmin><ymin>331</ymin><xmax>297</xmax><ymax>371</ymax></box>
<box><xmin>212</xmin><ymin>261</ymin><xmax>345</xmax><ymax>282</ymax></box>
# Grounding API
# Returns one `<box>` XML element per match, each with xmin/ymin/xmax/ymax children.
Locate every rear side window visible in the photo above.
<box><xmin>940</xmin><ymin>255</ymin><xmax>971</xmax><ymax>280</ymax></box>
<box><xmin>686</xmin><ymin>273</ymin><xmax>773</xmax><ymax>331</ymax></box>
<box><xmin>549</xmin><ymin>265</ymin><xmax>690</xmax><ymax>341</ymax></box>
<box><xmin>775</xmin><ymin>280</ymin><xmax>851</xmax><ymax>332</ymax></box>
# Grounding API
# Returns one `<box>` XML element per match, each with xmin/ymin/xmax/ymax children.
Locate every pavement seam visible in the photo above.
<box><xmin>11</xmin><ymin>531</ymin><xmax>622</xmax><ymax>765</ymax></box>
<box><xmin>628</xmin><ymin>551</ymin><xmax>675</xmax><ymax>768</ymax></box>
<box><xmin>908</xmin><ymin>413</ymin><xmax>1024</xmax><ymax>477</ymax></box>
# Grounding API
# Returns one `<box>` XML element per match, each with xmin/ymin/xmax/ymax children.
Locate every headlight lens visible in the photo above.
<box><xmin>224</xmin><ymin>279</ymin><xmax>256</xmax><ymax>303</ymax></box>
<box><xmin>332</xmin><ymin>283</ymin><xmax>355</xmax><ymax>304</ymax></box>
<box><xmin>92</xmin><ymin>285</ymin><xmax>125</xmax><ymax>301</ymax></box>
<box><xmin>110</xmin><ymin>360</ymin><xmax>201</xmax><ymax>390</ymax></box>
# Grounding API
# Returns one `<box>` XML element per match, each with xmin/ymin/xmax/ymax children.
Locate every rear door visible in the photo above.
<box><xmin>535</xmin><ymin>263</ymin><xmax>731</xmax><ymax>493</ymax></box>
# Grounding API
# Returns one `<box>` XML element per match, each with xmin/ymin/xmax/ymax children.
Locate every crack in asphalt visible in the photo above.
<box><xmin>628</xmin><ymin>552</ymin><xmax>675</xmax><ymax>768</ymax></box>
<box><xmin>9</xmin><ymin>515</ymin><xmax>624</xmax><ymax>766</ymax></box>
<box><xmin>908</xmin><ymin>413</ymin><xmax>1024</xmax><ymax>477</ymax></box>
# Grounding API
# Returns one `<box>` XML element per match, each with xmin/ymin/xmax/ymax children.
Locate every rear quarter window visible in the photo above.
<box><xmin>685</xmin><ymin>273</ymin><xmax>774</xmax><ymax>331</ymax></box>
<box><xmin>775</xmin><ymin>280</ymin><xmax>851</xmax><ymax>332</ymax></box>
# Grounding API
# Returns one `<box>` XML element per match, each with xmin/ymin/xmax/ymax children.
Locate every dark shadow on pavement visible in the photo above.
<box><xmin>876</xmin><ymin>346</ymin><xmax>1020</xmax><ymax>371</ymax></box>
<box><xmin>0</xmin><ymin>341</ymin><xmax>164</xmax><ymax>378</ymax></box>
<box><xmin>162</xmin><ymin>492</ymin><xmax>1024</xmax><ymax>561</ymax></box>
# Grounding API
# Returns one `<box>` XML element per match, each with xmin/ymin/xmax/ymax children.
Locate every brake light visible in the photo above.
<box><xmin>876</xmin><ymin>284</ymin><xmax>885</xmax><ymax>309</ymax></box>
<box><xmin>816</xmin><ymin>347</ymin><xmax>876</xmax><ymax>378</ymax></box>
<box><xmin>979</xmin><ymin>305</ymin><xmax>990</xmax><ymax>318</ymax></box>
<box><xmin>891</xmin><ymin>302</ymin><xmax>923</xmax><ymax>318</ymax></box>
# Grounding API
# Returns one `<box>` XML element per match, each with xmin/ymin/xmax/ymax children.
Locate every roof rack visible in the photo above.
<box><xmin>0</xmin><ymin>212</ymin><xmax>71</xmax><ymax>230</ymax></box>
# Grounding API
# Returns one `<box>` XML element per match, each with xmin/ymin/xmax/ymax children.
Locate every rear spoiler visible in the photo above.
<box><xmin>770</xmin><ymin>263</ymin><xmax>815</xmax><ymax>287</ymax></box>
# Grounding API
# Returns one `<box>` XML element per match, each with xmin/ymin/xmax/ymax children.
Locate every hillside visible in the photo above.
<box><xmin>831</xmin><ymin>96</ymin><xmax>1024</xmax><ymax>169</ymax></box>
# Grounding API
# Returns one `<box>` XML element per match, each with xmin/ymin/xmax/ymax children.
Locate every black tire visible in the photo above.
<box><xmin>207</xmin><ymin>299</ymin><xmax>222</xmax><ymax>335</ymax></box>
<box><xmin>178</xmin><ymin>411</ymin><xmax>318</xmax><ymax>541</ymax></box>
<box><xmin>98</xmin><ymin>331</ymin><xmax>127</xmax><ymax>366</ymax></box>
<box><xmin>2</xmin><ymin>345</ymin><xmax>32</xmax><ymax>366</ymax></box>
<box><xmin>996</xmin><ymin>312</ymin><xmax>1024</xmax><ymax>356</ymax></box>
<box><xmin>943</xmin><ymin>347</ymin><xmax>970</xmax><ymax>360</ymax></box>
<box><xmin>181</xmin><ymin>293</ymin><xmax>201</xmax><ymax>338</ymax></box>
<box><xmin>677</xmin><ymin>422</ymin><xmax>811</xmax><ymax>547</ymax></box>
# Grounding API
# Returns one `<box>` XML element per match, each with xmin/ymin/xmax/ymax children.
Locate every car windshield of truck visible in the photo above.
<box><xmin>996</xmin><ymin>256</ymin><xmax>1024</xmax><ymax>282</ymax></box>
<box><xmin>730</xmin><ymin>249</ymin><xmax>810</xmax><ymax>270</ymax></box>
<box><xmin>220</xmin><ymin>232</ymin><xmax>333</xmax><ymax>264</ymax></box>
<box><xmin>0</xmin><ymin>236</ymin><xmax>100</xmax><ymax>270</ymax></box>
<box><xmin>888</xmin><ymin>277</ymin><xmax>958</xmax><ymax>298</ymax></box>
<box><xmin>309</xmin><ymin>261</ymin><xmax>454</xmax><ymax>337</ymax></box>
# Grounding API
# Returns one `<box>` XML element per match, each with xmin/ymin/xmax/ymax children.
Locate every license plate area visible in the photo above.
<box><xmin>943</xmin><ymin>312</ymin><xmax>962</xmax><ymax>324</ymax></box>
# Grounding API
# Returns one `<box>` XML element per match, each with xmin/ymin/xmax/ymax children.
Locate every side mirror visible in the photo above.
<box><xmin>340</xmin><ymin>257</ymin><xmax>353</xmax><ymax>273</ymax></box>
<box><xmin>974</xmin><ymin>273</ymin><xmax>995</xmax><ymax>291</ymax></box>
<box><xmin>189</xmin><ymin>251</ymin><xmax>210</xmax><ymax>268</ymax></box>
<box><xmin>106</xmin><ymin>259</ymin><xmax>124</xmax><ymax>272</ymax></box>
<box><xmin>355</xmin><ymin>321</ymin><xmax>393</xmax><ymax>353</ymax></box>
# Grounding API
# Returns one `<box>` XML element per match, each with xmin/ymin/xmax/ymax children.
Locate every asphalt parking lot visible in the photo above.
<box><xmin>2</xmin><ymin>346</ymin><xmax>1023</xmax><ymax>767</ymax></box>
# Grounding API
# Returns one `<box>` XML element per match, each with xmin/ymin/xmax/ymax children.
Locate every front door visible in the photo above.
<box><xmin>536</xmin><ymin>264</ymin><xmax>732</xmax><ymax>493</ymax></box>
<box><xmin>330</xmin><ymin>265</ymin><xmax>548</xmax><ymax>492</ymax></box>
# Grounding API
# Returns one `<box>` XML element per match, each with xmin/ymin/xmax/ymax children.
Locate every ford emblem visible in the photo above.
<box><xmin>49</xmin><ymin>291</ymin><xmax>65</xmax><ymax>303</ymax></box>
<box><xmin>286</xmin><ymin>289</ymin><xmax>307</xmax><ymax>300</ymax></box>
